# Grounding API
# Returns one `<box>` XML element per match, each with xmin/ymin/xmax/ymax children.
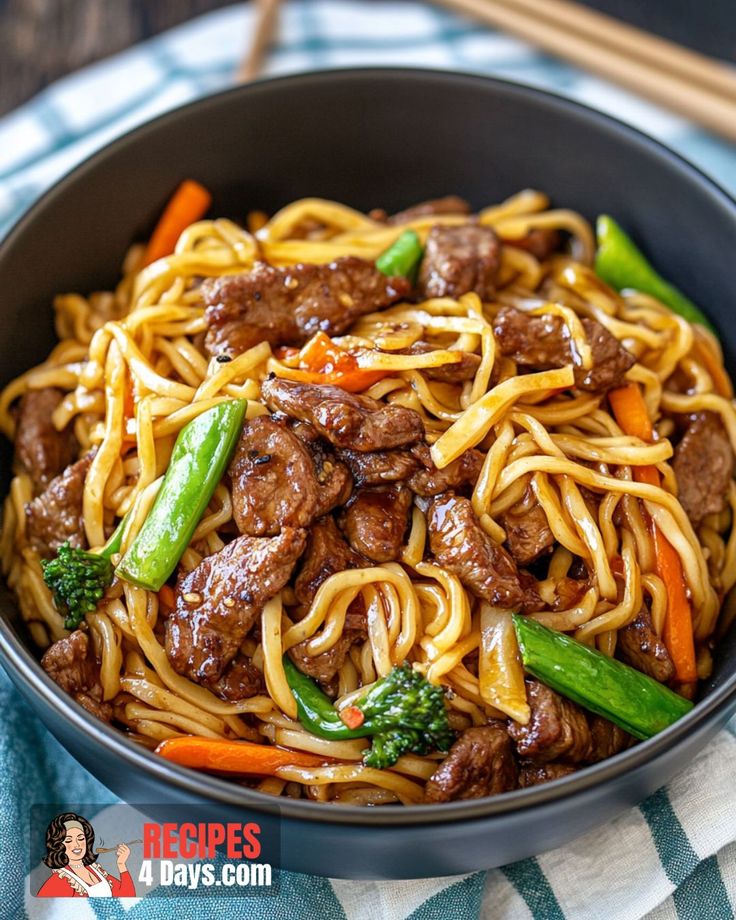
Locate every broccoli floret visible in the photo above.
<box><xmin>354</xmin><ymin>665</ymin><xmax>454</xmax><ymax>769</ymax></box>
<box><xmin>41</xmin><ymin>542</ymin><xmax>114</xmax><ymax>630</ymax></box>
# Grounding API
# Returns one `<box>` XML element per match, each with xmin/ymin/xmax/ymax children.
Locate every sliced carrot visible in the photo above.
<box><xmin>609</xmin><ymin>383</ymin><xmax>697</xmax><ymax>682</ymax></box>
<box><xmin>143</xmin><ymin>180</ymin><xmax>212</xmax><ymax>266</ymax></box>
<box><xmin>155</xmin><ymin>737</ymin><xmax>333</xmax><ymax>775</ymax></box>
<box><xmin>652</xmin><ymin>528</ymin><xmax>697</xmax><ymax>682</ymax></box>
<box><xmin>275</xmin><ymin>331</ymin><xmax>388</xmax><ymax>392</ymax></box>
<box><xmin>158</xmin><ymin>584</ymin><xmax>176</xmax><ymax>612</ymax></box>
<box><xmin>608</xmin><ymin>383</ymin><xmax>653</xmax><ymax>441</ymax></box>
<box><xmin>691</xmin><ymin>332</ymin><xmax>733</xmax><ymax>399</ymax></box>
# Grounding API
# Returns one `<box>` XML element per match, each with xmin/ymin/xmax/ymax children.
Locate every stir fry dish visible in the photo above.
<box><xmin>2</xmin><ymin>183</ymin><xmax>733</xmax><ymax>806</ymax></box>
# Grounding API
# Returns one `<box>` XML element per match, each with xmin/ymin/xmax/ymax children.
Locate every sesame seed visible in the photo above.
<box><xmin>224</xmin><ymin>598</ymin><xmax>236</xmax><ymax>608</ymax></box>
<box><xmin>183</xmin><ymin>592</ymin><xmax>202</xmax><ymax>604</ymax></box>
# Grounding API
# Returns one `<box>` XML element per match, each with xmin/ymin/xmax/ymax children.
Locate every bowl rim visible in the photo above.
<box><xmin>2</xmin><ymin>65</ymin><xmax>736</xmax><ymax>828</ymax></box>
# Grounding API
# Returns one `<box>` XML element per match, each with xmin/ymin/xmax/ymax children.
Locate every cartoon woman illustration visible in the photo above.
<box><xmin>36</xmin><ymin>812</ymin><xmax>136</xmax><ymax>898</ymax></box>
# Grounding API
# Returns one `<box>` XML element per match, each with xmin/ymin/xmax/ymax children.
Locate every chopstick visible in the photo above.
<box><xmin>236</xmin><ymin>0</ymin><xmax>283</xmax><ymax>83</ymax></box>
<box><xmin>431</xmin><ymin>0</ymin><xmax>736</xmax><ymax>143</ymax></box>
<box><xmin>502</xmin><ymin>0</ymin><xmax>736</xmax><ymax>100</ymax></box>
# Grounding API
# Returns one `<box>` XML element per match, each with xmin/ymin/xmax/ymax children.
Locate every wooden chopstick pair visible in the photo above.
<box><xmin>430</xmin><ymin>0</ymin><xmax>736</xmax><ymax>142</ymax></box>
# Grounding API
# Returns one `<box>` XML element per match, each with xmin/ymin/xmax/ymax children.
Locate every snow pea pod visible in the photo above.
<box><xmin>116</xmin><ymin>399</ymin><xmax>247</xmax><ymax>591</ymax></box>
<box><xmin>512</xmin><ymin>614</ymin><xmax>693</xmax><ymax>740</ymax></box>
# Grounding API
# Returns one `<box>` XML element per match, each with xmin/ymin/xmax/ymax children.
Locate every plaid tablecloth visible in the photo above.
<box><xmin>2</xmin><ymin>2</ymin><xmax>736</xmax><ymax>918</ymax></box>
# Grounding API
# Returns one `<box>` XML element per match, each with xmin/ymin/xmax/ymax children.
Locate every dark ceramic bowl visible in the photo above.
<box><xmin>1</xmin><ymin>69</ymin><xmax>735</xmax><ymax>880</ymax></box>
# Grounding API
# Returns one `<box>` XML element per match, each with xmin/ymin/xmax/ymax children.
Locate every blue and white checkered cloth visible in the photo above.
<box><xmin>2</xmin><ymin>2</ymin><xmax>736</xmax><ymax>918</ymax></box>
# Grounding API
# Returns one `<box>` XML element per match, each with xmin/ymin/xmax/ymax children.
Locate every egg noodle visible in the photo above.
<box><xmin>2</xmin><ymin>190</ymin><xmax>735</xmax><ymax>806</ymax></box>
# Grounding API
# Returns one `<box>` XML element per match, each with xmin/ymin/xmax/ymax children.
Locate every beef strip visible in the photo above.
<box><xmin>165</xmin><ymin>527</ymin><xmax>306</xmax><ymax>685</ymax></box>
<box><xmin>26</xmin><ymin>451</ymin><xmax>94</xmax><ymax>558</ymax></box>
<box><xmin>553</xmin><ymin>576</ymin><xmax>590</xmax><ymax>610</ymax></box>
<box><xmin>419</xmin><ymin>224</ymin><xmax>501</xmax><ymax>301</ymax></box>
<box><xmin>508</xmin><ymin>678</ymin><xmax>629</xmax><ymax>764</ymax></box>
<box><xmin>588</xmin><ymin>715</ymin><xmax>631</xmax><ymax>761</ymax></box>
<box><xmin>618</xmin><ymin>608</ymin><xmax>675</xmax><ymax>683</ymax></box>
<box><xmin>508</xmin><ymin>679</ymin><xmax>591</xmax><ymax>763</ymax></box>
<box><xmin>404</xmin><ymin>341</ymin><xmax>482</xmax><ymax>383</ymax></box>
<box><xmin>14</xmin><ymin>387</ymin><xmax>78</xmax><ymax>491</ymax></box>
<box><xmin>407</xmin><ymin>442</ymin><xmax>483</xmax><ymax>497</ymax></box>
<box><xmin>229</xmin><ymin>415</ymin><xmax>350</xmax><ymax>537</ymax></box>
<box><xmin>427</xmin><ymin>493</ymin><xmax>541</xmax><ymax>610</ymax></box>
<box><xmin>493</xmin><ymin>306</ymin><xmax>635</xmax><ymax>394</ymax></box>
<box><xmin>297</xmin><ymin>429</ymin><xmax>353</xmax><ymax>517</ymax></box>
<box><xmin>294</xmin><ymin>517</ymin><xmax>365</xmax><ymax>606</ymax></box>
<box><xmin>41</xmin><ymin>630</ymin><xmax>112</xmax><ymax>722</ymax></box>
<box><xmin>261</xmin><ymin>376</ymin><xmax>425</xmax><ymax>451</ymax></box>
<box><xmin>501</xmin><ymin>487</ymin><xmax>555</xmax><ymax>566</ymax></box>
<box><xmin>288</xmin><ymin>595</ymin><xmax>368</xmax><ymax>685</ymax></box>
<box><xmin>339</xmin><ymin>485</ymin><xmax>413</xmax><ymax>562</ymax></box>
<box><xmin>518</xmin><ymin>761</ymin><xmax>576</xmax><ymax>787</ymax></box>
<box><xmin>369</xmin><ymin>195</ymin><xmax>472</xmax><ymax>225</ymax></box>
<box><xmin>425</xmin><ymin>723</ymin><xmax>519</xmax><ymax>802</ymax></box>
<box><xmin>337</xmin><ymin>447</ymin><xmax>420</xmax><ymax>486</ymax></box>
<box><xmin>504</xmin><ymin>228</ymin><xmax>561</xmax><ymax>261</ymax></box>
<box><xmin>206</xmin><ymin>654</ymin><xmax>264</xmax><ymax>701</ymax></box>
<box><xmin>289</xmin><ymin>518</ymin><xmax>368</xmax><ymax>683</ymax></box>
<box><xmin>203</xmin><ymin>258</ymin><xmax>411</xmax><ymax>357</ymax></box>
<box><xmin>672</xmin><ymin>411</ymin><xmax>734</xmax><ymax>527</ymax></box>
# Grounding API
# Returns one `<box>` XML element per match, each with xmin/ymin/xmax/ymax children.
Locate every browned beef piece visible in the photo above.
<box><xmin>289</xmin><ymin>519</ymin><xmax>368</xmax><ymax>683</ymax></box>
<box><xmin>407</xmin><ymin>442</ymin><xmax>483</xmax><ymax>497</ymax></box>
<box><xmin>261</xmin><ymin>376</ymin><xmax>425</xmax><ymax>451</ymax></box>
<box><xmin>508</xmin><ymin>679</ymin><xmax>591</xmax><ymax>763</ymax></box>
<box><xmin>508</xmin><ymin>679</ymin><xmax>629</xmax><ymax>764</ymax></box>
<box><xmin>289</xmin><ymin>595</ymin><xmax>368</xmax><ymax>684</ymax></box>
<box><xmin>553</xmin><ymin>576</ymin><xmax>590</xmax><ymax>610</ymax></box>
<box><xmin>206</xmin><ymin>654</ymin><xmax>264</xmax><ymax>701</ymax></box>
<box><xmin>519</xmin><ymin>761</ymin><xmax>576</xmax><ymax>787</ymax></box>
<box><xmin>505</xmin><ymin>228</ymin><xmax>561</xmax><ymax>261</ymax></box>
<box><xmin>618</xmin><ymin>608</ymin><xmax>675</xmax><ymax>683</ymax></box>
<box><xmin>501</xmin><ymin>488</ymin><xmax>555</xmax><ymax>566</ymax></box>
<box><xmin>294</xmin><ymin>517</ymin><xmax>365</xmax><ymax>607</ymax></box>
<box><xmin>339</xmin><ymin>485</ymin><xmax>412</xmax><ymax>563</ymax></box>
<box><xmin>297</xmin><ymin>431</ymin><xmax>354</xmax><ymax>517</ymax></box>
<box><xmin>14</xmin><ymin>387</ymin><xmax>78</xmax><ymax>491</ymax></box>
<box><xmin>419</xmin><ymin>225</ymin><xmax>501</xmax><ymax>301</ymax></box>
<box><xmin>380</xmin><ymin>195</ymin><xmax>472</xmax><ymax>225</ymax></box>
<box><xmin>203</xmin><ymin>258</ymin><xmax>411</xmax><ymax>357</ymax></box>
<box><xmin>427</xmin><ymin>493</ymin><xmax>541</xmax><ymax>610</ymax></box>
<box><xmin>404</xmin><ymin>341</ymin><xmax>482</xmax><ymax>383</ymax></box>
<box><xmin>493</xmin><ymin>306</ymin><xmax>635</xmax><ymax>394</ymax></box>
<box><xmin>41</xmin><ymin>630</ymin><xmax>112</xmax><ymax>722</ymax></box>
<box><xmin>229</xmin><ymin>416</ymin><xmax>350</xmax><ymax>537</ymax></box>
<box><xmin>425</xmin><ymin>723</ymin><xmax>518</xmax><ymax>802</ymax></box>
<box><xmin>588</xmin><ymin>716</ymin><xmax>630</xmax><ymax>761</ymax></box>
<box><xmin>26</xmin><ymin>452</ymin><xmax>94</xmax><ymax>558</ymax></box>
<box><xmin>672</xmin><ymin>412</ymin><xmax>734</xmax><ymax>527</ymax></box>
<box><xmin>165</xmin><ymin>527</ymin><xmax>306</xmax><ymax>685</ymax></box>
<box><xmin>338</xmin><ymin>447</ymin><xmax>420</xmax><ymax>486</ymax></box>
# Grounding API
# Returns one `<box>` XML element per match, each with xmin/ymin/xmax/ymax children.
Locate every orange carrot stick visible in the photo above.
<box><xmin>158</xmin><ymin>584</ymin><xmax>175</xmax><ymax>612</ymax></box>
<box><xmin>608</xmin><ymin>383</ymin><xmax>653</xmax><ymax>441</ymax></box>
<box><xmin>609</xmin><ymin>384</ymin><xmax>697</xmax><ymax>682</ymax></box>
<box><xmin>155</xmin><ymin>737</ymin><xmax>333</xmax><ymax>775</ymax></box>
<box><xmin>143</xmin><ymin>180</ymin><xmax>212</xmax><ymax>266</ymax></box>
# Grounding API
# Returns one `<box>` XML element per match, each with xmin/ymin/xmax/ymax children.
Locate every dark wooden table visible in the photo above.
<box><xmin>0</xmin><ymin>0</ymin><xmax>732</xmax><ymax>117</ymax></box>
<box><xmin>0</xmin><ymin>0</ymin><xmax>235</xmax><ymax>116</ymax></box>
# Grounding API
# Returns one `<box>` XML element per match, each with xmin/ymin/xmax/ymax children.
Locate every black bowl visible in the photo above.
<box><xmin>1</xmin><ymin>68</ymin><xmax>736</xmax><ymax>880</ymax></box>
